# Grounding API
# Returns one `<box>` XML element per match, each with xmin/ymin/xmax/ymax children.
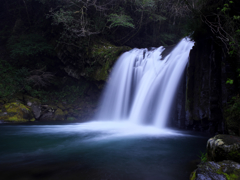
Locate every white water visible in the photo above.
<box><xmin>95</xmin><ymin>38</ymin><xmax>194</xmax><ymax>128</ymax></box>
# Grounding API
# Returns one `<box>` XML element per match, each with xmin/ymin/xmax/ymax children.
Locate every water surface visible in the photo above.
<box><xmin>0</xmin><ymin>121</ymin><xmax>209</xmax><ymax>180</ymax></box>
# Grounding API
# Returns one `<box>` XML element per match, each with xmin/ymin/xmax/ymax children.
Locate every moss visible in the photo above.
<box><xmin>6</xmin><ymin>115</ymin><xmax>28</xmax><ymax>122</ymax></box>
<box><xmin>229</xmin><ymin>174</ymin><xmax>238</xmax><ymax>179</ymax></box>
<box><xmin>216</xmin><ymin>169</ymin><xmax>239</xmax><ymax>180</ymax></box>
<box><xmin>30</xmin><ymin>118</ymin><xmax>35</xmax><ymax>122</ymax></box>
<box><xmin>53</xmin><ymin>108</ymin><xmax>65</xmax><ymax>121</ymax></box>
<box><xmin>4</xmin><ymin>102</ymin><xmax>30</xmax><ymax>112</ymax></box>
<box><xmin>1</xmin><ymin>102</ymin><xmax>33</xmax><ymax>123</ymax></box>
<box><xmin>190</xmin><ymin>171</ymin><xmax>196</xmax><ymax>180</ymax></box>
<box><xmin>215</xmin><ymin>162</ymin><xmax>240</xmax><ymax>180</ymax></box>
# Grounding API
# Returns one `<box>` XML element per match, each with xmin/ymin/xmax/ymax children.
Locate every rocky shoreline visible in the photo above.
<box><xmin>0</xmin><ymin>93</ymin><xmax>99</xmax><ymax>123</ymax></box>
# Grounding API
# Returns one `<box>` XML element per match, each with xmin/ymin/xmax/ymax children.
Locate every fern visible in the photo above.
<box><xmin>108</xmin><ymin>13</ymin><xmax>135</xmax><ymax>29</ymax></box>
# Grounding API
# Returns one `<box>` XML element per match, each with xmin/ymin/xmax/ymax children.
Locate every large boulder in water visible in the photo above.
<box><xmin>190</xmin><ymin>161</ymin><xmax>240</xmax><ymax>180</ymax></box>
<box><xmin>207</xmin><ymin>134</ymin><xmax>240</xmax><ymax>163</ymax></box>
<box><xmin>0</xmin><ymin>102</ymin><xmax>35</xmax><ymax>122</ymax></box>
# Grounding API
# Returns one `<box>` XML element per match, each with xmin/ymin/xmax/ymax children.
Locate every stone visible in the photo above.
<box><xmin>190</xmin><ymin>160</ymin><xmax>240</xmax><ymax>180</ymax></box>
<box><xmin>39</xmin><ymin>112</ymin><xmax>54</xmax><ymax>121</ymax></box>
<box><xmin>0</xmin><ymin>102</ymin><xmax>34</xmax><ymax>122</ymax></box>
<box><xmin>24</xmin><ymin>95</ymin><xmax>41</xmax><ymax>119</ymax></box>
<box><xmin>207</xmin><ymin>134</ymin><xmax>240</xmax><ymax>163</ymax></box>
<box><xmin>39</xmin><ymin>105</ymin><xmax>60</xmax><ymax>121</ymax></box>
<box><xmin>53</xmin><ymin>108</ymin><xmax>65</xmax><ymax>121</ymax></box>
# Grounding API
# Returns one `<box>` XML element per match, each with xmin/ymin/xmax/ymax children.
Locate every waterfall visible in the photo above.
<box><xmin>96</xmin><ymin>38</ymin><xmax>194</xmax><ymax>128</ymax></box>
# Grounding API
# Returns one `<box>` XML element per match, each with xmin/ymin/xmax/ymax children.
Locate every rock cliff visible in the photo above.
<box><xmin>174</xmin><ymin>37</ymin><xmax>235</xmax><ymax>134</ymax></box>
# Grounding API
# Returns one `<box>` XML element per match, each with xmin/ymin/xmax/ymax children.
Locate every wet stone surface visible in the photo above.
<box><xmin>190</xmin><ymin>160</ymin><xmax>240</xmax><ymax>180</ymax></box>
<box><xmin>207</xmin><ymin>134</ymin><xmax>240</xmax><ymax>163</ymax></box>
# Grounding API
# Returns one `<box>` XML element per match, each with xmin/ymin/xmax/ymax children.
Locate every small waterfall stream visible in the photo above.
<box><xmin>96</xmin><ymin>38</ymin><xmax>194</xmax><ymax>128</ymax></box>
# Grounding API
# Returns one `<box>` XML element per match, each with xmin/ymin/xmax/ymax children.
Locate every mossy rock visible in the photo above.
<box><xmin>57</xmin><ymin>103</ymin><xmax>67</xmax><ymax>110</ymax></box>
<box><xmin>53</xmin><ymin>108</ymin><xmax>65</xmax><ymax>121</ymax></box>
<box><xmin>0</xmin><ymin>102</ymin><xmax>35</xmax><ymax>123</ymax></box>
<box><xmin>207</xmin><ymin>134</ymin><xmax>240</xmax><ymax>163</ymax></box>
<box><xmin>190</xmin><ymin>160</ymin><xmax>240</xmax><ymax>180</ymax></box>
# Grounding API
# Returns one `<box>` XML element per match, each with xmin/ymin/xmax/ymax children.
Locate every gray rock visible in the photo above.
<box><xmin>190</xmin><ymin>160</ymin><xmax>240</xmax><ymax>180</ymax></box>
<box><xmin>39</xmin><ymin>112</ymin><xmax>54</xmax><ymax>121</ymax></box>
<box><xmin>24</xmin><ymin>95</ymin><xmax>41</xmax><ymax>119</ymax></box>
<box><xmin>207</xmin><ymin>134</ymin><xmax>240</xmax><ymax>163</ymax></box>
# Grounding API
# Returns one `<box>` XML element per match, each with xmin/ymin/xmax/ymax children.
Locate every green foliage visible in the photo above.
<box><xmin>135</xmin><ymin>0</ymin><xmax>156</xmax><ymax>10</ymax></box>
<box><xmin>216</xmin><ymin>0</ymin><xmax>240</xmax><ymax>57</ymax></box>
<box><xmin>25</xmin><ymin>77</ymin><xmax>89</xmax><ymax>104</ymax></box>
<box><xmin>198</xmin><ymin>151</ymin><xmax>208</xmax><ymax>163</ymax></box>
<box><xmin>226</xmin><ymin>78</ymin><xmax>234</xmax><ymax>84</ymax></box>
<box><xmin>51</xmin><ymin>84</ymin><xmax>87</xmax><ymax>103</ymax></box>
<box><xmin>224</xmin><ymin>95</ymin><xmax>240</xmax><ymax>135</ymax></box>
<box><xmin>221</xmin><ymin>3</ymin><xmax>231</xmax><ymax>13</ymax></box>
<box><xmin>108</xmin><ymin>13</ymin><xmax>135</xmax><ymax>29</ymax></box>
<box><xmin>49</xmin><ymin>0</ymin><xmax>190</xmax><ymax>47</ymax></box>
<box><xmin>7</xmin><ymin>34</ymin><xmax>54</xmax><ymax>59</ymax></box>
<box><xmin>190</xmin><ymin>171</ymin><xmax>196</xmax><ymax>180</ymax></box>
<box><xmin>0</xmin><ymin>59</ymin><xmax>29</xmax><ymax>97</ymax></box>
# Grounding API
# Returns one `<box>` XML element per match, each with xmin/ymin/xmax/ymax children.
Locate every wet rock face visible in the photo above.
<box><xmin>207</xmin><ymin>134</ymin><xmax>240</xmax><ymax>163</ymax></box>
<box><xmin>183</xmin><ymin>38</ymin><xmax>230</xmax><ymax>133</ymax></box>
<box><xmin>190</xmin><ymin>161</ymin><xmax>240</xmax><ymax>180</ymax></box>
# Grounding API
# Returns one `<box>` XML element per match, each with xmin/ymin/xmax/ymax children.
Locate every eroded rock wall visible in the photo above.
<box><xmin>174</xmin><ymin>38</ymin><xmax>232</xmax><ymax>133</ymax></box>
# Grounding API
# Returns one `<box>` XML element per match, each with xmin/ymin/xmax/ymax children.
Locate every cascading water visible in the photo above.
<box><xmin>96</xmin><ymin>38</ymin><xmax>194</xmax><ymax>128</ymax></box>
<box><xmin>0</xmin><ymin>38</ymin><xmax>209</xmax><ymax>180</ymax></box>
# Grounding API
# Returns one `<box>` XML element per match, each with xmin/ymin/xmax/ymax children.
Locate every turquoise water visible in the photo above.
<box><xmin>0</xmin><ymin>122</ymin><xmax>210</xmax><ymax>180</ymax></box>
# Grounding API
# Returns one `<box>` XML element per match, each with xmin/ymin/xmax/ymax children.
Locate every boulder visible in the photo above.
<box><xmin>39</xmin><ymin>105</ymin><xmax>57</xmax><ymax>121</ymax></box>
<box><xmin>0</xmin><ymin>102</ymin><xmax>35</xmax><ymax>122</ymax></box>
<box><xmin>53</xmin><ymin>108</ymin><xmax>65</xmax><ymax>121</ymax></box>
<box><xmin>207</xmin><ymin>134</ymin><xmax>240</xmax><ymax>163</ymax></box>
<box><xmin>39</xmin><ymin>112</ymin><xmax>54</xmax><ymax>121</ymax></box>
<box><xmin>24</xmin><ymin>95</ymin><xmax>41</xmax><ymax>119</ymax></box>
<box><xmin>190</xmin><ymin>160</ymin><xmax>240</xmax><ymax>180</ymax></box>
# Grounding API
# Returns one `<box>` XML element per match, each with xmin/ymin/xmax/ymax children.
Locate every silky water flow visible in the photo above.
<box><xmin>96</xmin><ymin>37</ymin><xmax>194</xmax><ymax>129</ymax></box>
